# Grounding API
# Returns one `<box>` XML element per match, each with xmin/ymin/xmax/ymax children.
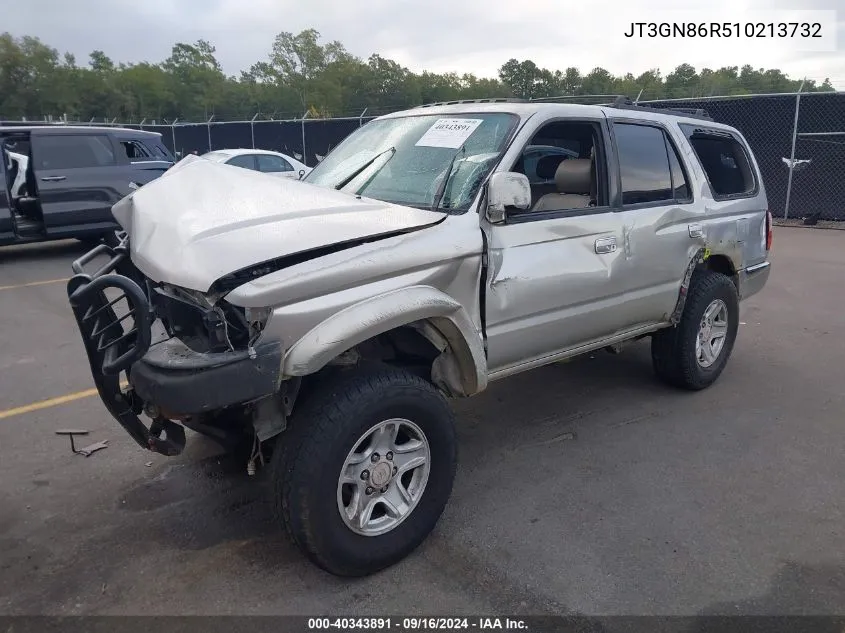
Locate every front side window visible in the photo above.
<box><xmin>35</xmin><ymin>135</ymin><xmax>116</xmax><ymax>170</ymax></box>
<box><xmin>522</xmin><ymin>146</ymin><xmax>579</xmax><ymax>185</ymax></box>
<box><xmin>226</xmin><ymin>154</ymin><xmax>257</xmax><ymax>170</ymax></box>
<box><xmin>305</xmin><ymin>113</ymin><xmax>518</xmax><ymax>212</ymax></box>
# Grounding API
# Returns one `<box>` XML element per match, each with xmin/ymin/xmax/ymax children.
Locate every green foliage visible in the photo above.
<box><xmin>0</xmin><ymin>30</ymin><xmax>834</xmax><ymax>122</ymax></box>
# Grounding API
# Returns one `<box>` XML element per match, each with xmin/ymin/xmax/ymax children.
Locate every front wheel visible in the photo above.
<box><xmin>652</xmin><ymin>270</ymin><xmax>740</xmax><ymax>390</ymax></box>
<box><xmin>271</xmin><ymin>365</ymin><xmax>457</xmax><ymax>576</ymax></box>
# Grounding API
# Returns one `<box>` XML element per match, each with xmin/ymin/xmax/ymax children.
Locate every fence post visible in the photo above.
<box><xmin>301</xmin><ymin>110</ymin><xmax>310</xmax><ymax>165</ymax></box>
<box><xmin>207</xmin><ymin>114</ymin><xmax>215</xmax><ymax>153</ymax></box>
<box><xmin>784</xmin><ymin>80</ymin><xmax>805</xmax><ymax>220</ymax></box>
<box><xmin>171</xmin><ymin>118</ymin><xmax>179</xmax><ymax>157</ymax></box>
<box><xmin>139</xmin><ymin>118</ymin><xmax>146</xmax><ymax>130</ymax></box>
<box><xmin>359</xmin><ymin>108</ymin><xmax>368</xmax><ymax>127</ymax></box>
<box><xmin>251</xmin><ymin>112</ymin><xmax>259</xmax><ymax>149</ymax></box>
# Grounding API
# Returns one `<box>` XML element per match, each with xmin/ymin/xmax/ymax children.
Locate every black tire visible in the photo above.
<box><xmin>271</xmin><ymin>365</ymin><xmax>457</xmax><ymax>577</ymax></box>
<box><xmin>652</xmin><ymin>270</ymin><xmax>739</xmax><ymax>390</ymax></box>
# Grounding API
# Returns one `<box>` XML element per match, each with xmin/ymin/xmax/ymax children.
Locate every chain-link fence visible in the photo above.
<box><xmin>5</xmin><ymin>92</ymin><xmax>844</xmax><ymax>221</ymax></box>
<box><xmin>641</xmin><ymin>91</ymin><xmax>845</xmax><ymax>222</ymax></box>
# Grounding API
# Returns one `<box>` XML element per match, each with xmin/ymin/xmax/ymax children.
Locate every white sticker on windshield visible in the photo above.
<box><xmin>415</xmin><ymin>118</ymin><xmax>484</xmax><ymax>149</ymax></box>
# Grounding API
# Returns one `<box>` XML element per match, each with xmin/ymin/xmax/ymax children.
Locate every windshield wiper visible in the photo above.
<box><xmin>335</xmin><ymin>146</ymin><xmax>396</xmax><ymax>191</ymax></box>
<box><xmin>431</xmin><ymin>145</ymin><xmax>466</xmax><ymax>212</ymax></box>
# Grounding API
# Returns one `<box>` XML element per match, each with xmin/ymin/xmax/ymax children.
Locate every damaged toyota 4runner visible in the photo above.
<box><xmin>67</xmin><ymin>98</ymin><xmax>772</xmax><ymax>577</ymax></box>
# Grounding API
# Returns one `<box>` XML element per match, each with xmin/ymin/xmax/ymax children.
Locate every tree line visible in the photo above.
<box><xmin>0</xmin><ymin>29</ymin><xmax>835</xmax><ymax>123</ymax></box>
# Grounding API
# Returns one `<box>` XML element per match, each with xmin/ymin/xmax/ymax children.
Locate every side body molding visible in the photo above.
<box><xmin>282</xmin><ymin>285</ymin><xmax>488</xmax><ymax>397</ymax></box>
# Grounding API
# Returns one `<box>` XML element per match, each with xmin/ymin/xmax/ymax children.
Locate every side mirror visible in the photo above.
<box><xmin>485</xmin><ymin>172</ymin><xmax>531</xmax><ymax>223</ymax></box>
<box><xmin>298</xmin><ymin>169</ymin><xmax>306</xmax><ymax>180</ymax></box>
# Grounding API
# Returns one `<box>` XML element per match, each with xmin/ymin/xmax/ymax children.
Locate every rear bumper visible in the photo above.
<box><xmin>739</xmin><ymin>261</ymin><xmax>771</xmax><ymax>300</ymax></box>
<box><xmin>130</xmin><ymin>338</ymin><xmax>282</xmax><ymax>416</ymax></box>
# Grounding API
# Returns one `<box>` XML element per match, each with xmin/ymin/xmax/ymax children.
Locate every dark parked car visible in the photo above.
<box><xmin>1</xmin><ymin>125</ymin><xmax>174</xmax><ymax>246</ymax></box>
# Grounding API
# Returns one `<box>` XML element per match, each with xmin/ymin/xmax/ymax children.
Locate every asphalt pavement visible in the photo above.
<box><xmin>1</xmin><ymin>227</ymin><xmax>844</xmax><ymax>616</ymax></box>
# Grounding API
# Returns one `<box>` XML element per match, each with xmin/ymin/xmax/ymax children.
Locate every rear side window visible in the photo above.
<box><xmin>35</xmin><ymin>135</ymin><xmax>115</xmax><ymax>169</ymax></box>
<box><xmin>613</xmin><ymin>123</ymin><xmax>673</xmax><ymax>205</ymax></box>
<box><xmin>145</xmin><ymin>141</ymin><xmax>173</xmax><ymax>160</ymax></box>
<box><xmin>685</xmin><ymin>132</ymin><xmax>755</xmax><ymax>198</ymax></box>
<box><xmin>121</xmin><ymin>140</ymin><xmax>151</xmax><ymax>160</ymax></box>
<box><xmin>257</xmin><ymin>154</ymin><xmax>293</xmax><ymax>172</ymax></box>
<box><xmin>665</xmin><ymin>137</ymin><xmax>691</xmax><ymax>201</ymax></box>
<box><xmin>614</xmin><ymin>122</ymin><xmax>694</xmax><ymax>206</ymax></box>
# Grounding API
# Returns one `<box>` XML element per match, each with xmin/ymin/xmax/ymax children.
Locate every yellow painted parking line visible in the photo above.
<box><xmin>0</xmin><ymin>278</ymin><xmax>69</xmax><ymax>292</ymax></box>
<box><xmin>0</xmin><ymin>381</ymin><xmax>128</xmax><ymax>420</ymax></box>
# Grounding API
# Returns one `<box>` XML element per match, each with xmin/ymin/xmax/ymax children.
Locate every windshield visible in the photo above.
<box><xmin>305</xmin><ymin>113</ymin><xmax>517</xmax><ymax>212</ymax></box>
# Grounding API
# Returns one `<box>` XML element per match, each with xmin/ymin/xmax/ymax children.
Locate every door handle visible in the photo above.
<box><xmin>688</xmin><ymin>223</ymin><xmax>704</xmax><ymax>238</ymax></box>
<box><xmin>595</xmin><ymin>236</ymin><xmax>617</xmax><ymax>254</ymax></box>
<box><xmin>41</xmin><ymin>176</ymin><xmax>66</xmax><ymax>182</ymax></box>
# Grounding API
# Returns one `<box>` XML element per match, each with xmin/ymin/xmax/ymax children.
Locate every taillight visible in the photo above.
<box><xmin>765</xmin><ymin>210</ymin><xmax>773</xmax><ymax>251</ymax></box>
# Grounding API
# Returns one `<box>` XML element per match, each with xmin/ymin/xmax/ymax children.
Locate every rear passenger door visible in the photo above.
<box><xmin>606</xmin><ymin>118</ymin><xmax>706</xmax><ymax>325</ymax></box>
<box><xmin>30</xmin><ymin>132</ymin><xmax>125</xmax><ymax>233</ymax></box>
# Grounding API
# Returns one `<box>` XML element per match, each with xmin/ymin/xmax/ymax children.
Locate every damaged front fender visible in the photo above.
<box><xmin>282</xmin><ymin>285</ymin><xmax>488</xmax><ymax>397</ymax></box>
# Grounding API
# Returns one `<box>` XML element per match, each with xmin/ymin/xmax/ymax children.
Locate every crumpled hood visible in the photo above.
<box><xmin>112</xmin><ymin>155</ymin><xmax>445</xmax><ymax>292</ymax></box>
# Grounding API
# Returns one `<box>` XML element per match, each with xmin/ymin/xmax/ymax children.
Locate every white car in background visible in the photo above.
<box><xmin>202</xmin><ymin>148</ymin><xmax>311</xmax><ymax>179</ymax></box>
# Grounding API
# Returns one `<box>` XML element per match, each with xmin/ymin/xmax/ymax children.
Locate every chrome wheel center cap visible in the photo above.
<box><xmin>370</xmin><ymin>462</ymin><xmax>392</xmax><ymax>488</ymax></box>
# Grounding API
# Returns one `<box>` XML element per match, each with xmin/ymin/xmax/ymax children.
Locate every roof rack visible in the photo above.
<box><xmin>529</xmin><ymin>94</ymin><xmax>627</xmax><ymax>104</ymax></box>
<box><xmin>606</xmin><ymin>96</ymin><xmax>713</xmax><ymax>121</ymax></box>
<box><xmin>414</xmin><ymin>98</ymin><xmax>528</xmax><ymax>108</ymax></box>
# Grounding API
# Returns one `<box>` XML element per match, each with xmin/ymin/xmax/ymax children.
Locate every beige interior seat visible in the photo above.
<box><xmin>532</xmin><ymin>158</ymin><xmax>592</xmax><ymax>212</ymax></box>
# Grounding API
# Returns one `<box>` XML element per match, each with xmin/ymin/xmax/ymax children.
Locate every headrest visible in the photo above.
<box><xmin>555</xmin><ymin>158</ymin><xmax>592</xmax><ymax>194</ymax></box>
<box><xmin>536</xmin><ymin>155</ymin><xmax>566</xmax><ymax>181</ymax></box>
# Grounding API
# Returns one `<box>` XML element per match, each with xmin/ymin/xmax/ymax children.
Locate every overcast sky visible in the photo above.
<box><xmin>3</xmin><ymin>0</ymin><xmax>843</xmax><ymax>89</ymax></box>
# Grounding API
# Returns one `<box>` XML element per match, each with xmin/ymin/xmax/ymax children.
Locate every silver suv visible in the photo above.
<box><xmin>67</xmin><ymin>98</ymin><xmax>772</xmax><ymax>577</ymax></box>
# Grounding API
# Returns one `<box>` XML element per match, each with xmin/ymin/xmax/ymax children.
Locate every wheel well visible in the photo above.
<box><xmin>704</xmin><ymin>254</ymin><xmax>738</xmax><ymax>287</ymax></box>
<box><xmin>314</xmin><ymin>321</ymin><xmax>475</xmax><ymax>398</ymax></box>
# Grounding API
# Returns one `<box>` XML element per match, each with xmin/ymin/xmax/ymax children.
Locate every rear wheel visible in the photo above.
<box><xmin>652</xmin><ymin>270</ymin><xmax>739</xmax><ymax>390</ymax></box>
<box><xmin>271</xmin><ymin>365</ymin><xmax>457</xmax><ymax>577</ymax></box>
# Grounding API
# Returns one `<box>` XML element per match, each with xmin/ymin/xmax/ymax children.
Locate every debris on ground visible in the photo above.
<box><xmin>76</xmin><ymin>440</ymin><xmax>109</xmax><ymax>457</ymax></box>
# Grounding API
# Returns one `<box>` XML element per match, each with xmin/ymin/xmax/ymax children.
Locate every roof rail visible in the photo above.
<box><xmin>606</xmin><ymin>96</ymin><xmax>714</xmax><ymax>121</ymax></box>
<box><xmin>414</xmin><ymin>98</ymin><xmax>528</xmax><ymax>108</ymax></box>
<box><xmin>529</xmin><ymin>94</ymin><xmax>627</xmax><ymax>104</ymax></box>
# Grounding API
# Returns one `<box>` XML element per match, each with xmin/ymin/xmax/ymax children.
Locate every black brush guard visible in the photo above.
<box><xmin>66</xmin><ymin>238</ymin><xmax>186</xmax><ymax>456</ymax></box>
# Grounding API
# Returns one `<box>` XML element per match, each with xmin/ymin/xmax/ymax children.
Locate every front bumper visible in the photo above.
<box><xmin>66</xmin><ymin>240</ymin><xmax>281</xmax><ymax>456</ymax></box>
<box><xmin>130</xmin><ymin>338</ymin><xmax>282</xmax><ymax>416</ymax></box>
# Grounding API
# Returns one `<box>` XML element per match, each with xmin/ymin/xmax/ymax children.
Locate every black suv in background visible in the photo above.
<box><xmin>1</xmin><ymin>125</ymin><xmax>174</xmax><ymax>246</ymax></box>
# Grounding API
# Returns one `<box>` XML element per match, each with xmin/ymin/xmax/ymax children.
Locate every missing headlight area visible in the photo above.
<box><xmin>151</xmin><ymin>284</ymin><xmax>252</xmax><ymax>353</ymax></box>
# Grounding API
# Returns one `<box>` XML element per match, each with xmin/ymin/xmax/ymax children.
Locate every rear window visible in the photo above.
<box><xmin>680</xmin><ymin>125</ymin><xmax>756</xmax><ymax>199</ymax></box>
<box><xmin>34</xmin><ymin>135</ymin><xmax>115</xmax><ymax>169</ymax></box>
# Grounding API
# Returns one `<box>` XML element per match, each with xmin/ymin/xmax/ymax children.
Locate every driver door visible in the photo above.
<box><xmin>483</xmin><ymin>116</ymin><xmax>630</xmax><ymax>376</ymax></box>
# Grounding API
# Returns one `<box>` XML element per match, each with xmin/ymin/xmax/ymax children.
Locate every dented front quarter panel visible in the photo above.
<box><xmin>225</xmin><ymin>211</ymin><xmax>487</xmax><ymax>396</ymax></box>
